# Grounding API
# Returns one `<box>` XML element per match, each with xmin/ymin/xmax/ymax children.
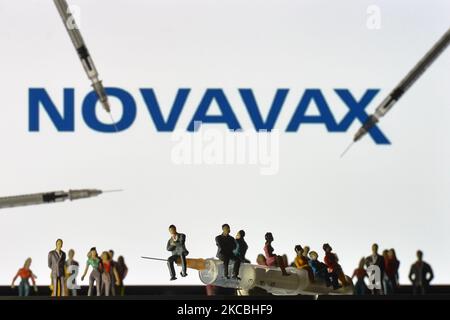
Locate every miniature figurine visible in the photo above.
<box><xmin>167</xmin><ymin>225</ymin><xmax>189</xmax><ymax>281</ymax></box>
<box><xmin>352</xmin><ymin>258</ymin><xmax>368</xmax><ymax>295</ymax></box>
<box><xmin>302</xmin><ymin>246</ymin><xmax>311</xmax><ymax>263</ymax></box>
<box><xmin>409</xmin><ymin>250</ymin><xmax>434</xmax><ymax>295</ymax></box>
<box><xmin>382</xmin><ymin>249</ymin><xmax>389</xmax><ymax>294</ymax></box>
<box><xmin>11</xmin><ymin>258</ymin><xmax>37</xmax><ymax>297</ymax></box>
<box><xmin>48</xmin><ymin>238</ymin><xmax>67</xmax><ymax>297</ymax></box>
<box><xmin>384</xmin><ymin>248</ymin><xmax>400</xmax><ymax>294</ymax></box>
<box><xmin>263</xmin><ymin>232</ymin><xmax>289</xmax><ymax>276</ymax></box>
<box><xmin>115</xmin><ymin>255</ymin><xmax>128</xmax><ymax>296</ymax></box>
<box><xmin>231</xmin><ymin>230</ymin><xmax>249</xmax><ymax>280</ymax></box>
<box><xmin>109</xmin><ymin>249</ymin><xmax>118</xmax><ymax>296</ymax></box>
<box><xmin>100</xmin><ymin>251</ymin><xmax>120</xmax><ymax>296</ymax></box>
<box><xmin>294</xmin><ymin>245</ymin><xmax>313</xmax><ymax>281</ymax></box>
<box><xmin>215</xmin><ymin>224</ymin><xmax>238</xmax><ymax>279</ymax></box>
<box><xmin>234</xmin><ymin>230</ymin><xmax>249</xmax><ymax>263</ymax></box>
<box><xmin>308</xmin><ymin>251</ymin><xmax>329</xmax><ymax>283</ymax></box>
<box><xmin>65</xmin><ymin>249</ymin><xmax>79</xmax><ymax>296</ymax></box>
<box><xmin>365</xmin><ymin>243</ymin><xmax>385</xmax><ymax>294</ymax></box>
<box><xmin>323</xmin><ymin>243</ymin><xmax>347</xmax><ymax>289</ymax></box>
<box><xmin>81</xmin><ymin>247</ymin><xmax>103</xmax><ymax>296</ymax></box>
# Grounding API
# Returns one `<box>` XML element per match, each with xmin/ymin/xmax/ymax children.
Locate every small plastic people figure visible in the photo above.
<box><xmin>381</xmin><ymin>249</ymin><xmax>389</xmax><ymax>294</ymax></box>
<box><xmin>231</xmin><ymin>230</ymin><xmax>250</xmax><ymax>280</ymax></box>
<box><xmin>167</xmin><ymin>224</ymin><xmax>189</xmax><ymax>281</ymax></box>
<box><xmin>281</xmin><ymin>254</ymin><xmax>289</xmax><ymax>268</ymax></box>
<box><xmin>384</xmin><ymin>249</ymin><xmax>400</xmax><ymax>294</ymax></box>
<box><xmin>352</xmin><ymin>258</ymin><xmax>368</xmax><ymax>295</ymax></box>
<box><xmin>65</xmin><ymin>249</ymin><xmax>79</xmax><ymax>296</ymax></box>
<box><xmin>109</xmin><ymin>250</ymin><xmax>118</xmax><ymax>296</ymax></box>
<box><xmin>308</xmin><ymin>251</ymin><xmax>328</xmax><ymax>282</ymax></box>
<box><xmin>302</xmin><ymin>246</ymin><xmax>311</xmax><ymax>262</ymax></box>
<box><xmin>409</xmin><ymin>250</ymin><xmax>434</xmax><ymax>295</ymax></box>
<box><xmin>101</xmin><ymin>251</ymin><xmax>120</xmax><ymax>296</ymax></box>
<box><xmin>81</xmin><ymin>247</ymin><xmax>102</xmax><ymax>296</ymax></box>
<box><xmin>48</xmin><ymin>238</ymin><xmax>67</xmax><ymax>297</ymax></box>
<box><xmin>115</xmin><ymin>256</ymin><xmax>128</xmax><ymax>296</ymax></box>
<box><xmin>215</xmin><ymin>224</ymin><xmax>238</xmax><ymax>279</ymax></box>
<box><xmin>234</xmin><ymin>230</ymin><xmax>250</xmax><ymax>263</ymax></box>
<box><xmin>323</xmin><ymin>243</ymin><xmax>347</xmax><ymax>289</ymax></box>
<box><xmin>264</xmin><ymin>232</ymin><xmax>289</xmax><ymax>276</ymax></box>
<box><xmin>365</xmin><ymin>243</ymin><xmax>385</xmax><ymax>294</ymax></box>
<box><xmin>11</xmin><ymin>258</ymin><xmax>37</xmax><ymax>297</ymax></box>
<box><xmin>294</xmin><ymin>245</ymin><xmax>307</xmax><ymax>268</ymax></box>
<box><xmin>294</xmin><ymin>245</ymin><xmax>313</xmax><ymax>281</ymax></box>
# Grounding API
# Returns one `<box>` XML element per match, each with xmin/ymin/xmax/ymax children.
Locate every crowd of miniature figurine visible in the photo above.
<box><xmin>168</xmin><ymin>224</ymin><xmax>434</xmax><ymax>295</ymax></box>
<box><xmin>10</xmin><ymin>224</ymin><xmax>434</xmax><ymax>297</ymax></box>
<box><xmin>11</xmin><ymin>239</ymin><xmax>128</xmax><ymax>297</ymax></box>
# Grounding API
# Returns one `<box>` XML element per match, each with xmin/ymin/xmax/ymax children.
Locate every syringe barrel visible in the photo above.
<box><xmin>396</xmin><ymin>27</ymin><xmax>450</xmax><ymax>95</ymax></box>
<box><xmin>198</xmin><ymin>259</ymin><xmax>354</xmax><ymax>295</ymax></box>
<box><xmin>198</xmin><ymin>259</ymin><xmax>310</xmax><ymax>294</ymax></box>
<box><xmin>247</xmin><ymin>266</ymin><xmax>310</xmax><ymax>295</ymax></box>
<box><xmin>0</xmin><ymin>191</ymin><xmax>67</xmax><ymax>209</ymax></box>
<box><xmin>375</xmin><ymin>27</ymin><xmax>450</xmax><ymax>118</ymax></box>
<box><xmin>53</xmin><ymin>0</ymin><xmax>102</xmax><ymax>82</ymax></box>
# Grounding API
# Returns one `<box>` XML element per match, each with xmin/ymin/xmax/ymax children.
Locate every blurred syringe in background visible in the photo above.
<box><xmin>0</xmin><ymin>189</ymin><xmax>122</xmax><ymax>210</ymax></box>
<box><xmin>341</xmin><ymin>27</ymin><xmax>450</xmax><ymax>157</ymax></box>
<box><xmin>53</xmin><ymin>0</ymin><xmax>118</xmax><ymax>131</ymax></box>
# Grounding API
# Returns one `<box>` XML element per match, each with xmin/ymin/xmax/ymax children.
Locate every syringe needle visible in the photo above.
<box><xmin>340</xmin><ymin>141</ymin><xmax>354</xmax><ymax>158</ymax></box>
<box><xmin>141</xmin><ymin>256</ymin><xmax>168</xmax><ymax>262</ymax></box>
<box><xmin>103</xmin><ymin>189</ymin><xmax>124</xmax><ymax>193</ymax></box>
<box><xmin>108</xmin><ymin>112</ymin><xmax>119</xmax><ymax>133</ymax></box>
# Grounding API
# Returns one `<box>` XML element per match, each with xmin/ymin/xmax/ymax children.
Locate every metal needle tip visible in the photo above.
<box><xmin>340</xmin><ymin>141</ymin><xmax>354</xmax><ymax>158</ymax></box>
<box><xmin>103</xmin><ymin>189</ymin><xmax>124</xmax><ymax>193</ymax></box>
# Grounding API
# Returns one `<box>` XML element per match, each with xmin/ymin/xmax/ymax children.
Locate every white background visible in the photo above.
<box><xmin>0</xmin><ymin>0</ymin><xmax>449</xmax><ymax>285</ymax></box>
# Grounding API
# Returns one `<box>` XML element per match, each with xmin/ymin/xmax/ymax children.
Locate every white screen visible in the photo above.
<box><xmin>0</xmin><ymin>0</ymin><xmax>449</xmax><ymax>285</ymax></box>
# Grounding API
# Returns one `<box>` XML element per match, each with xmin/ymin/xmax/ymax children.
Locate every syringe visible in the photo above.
<box><xmin>53</xmin><ymin>0</ymin><xmax>118</xmax><ymax>130</ymax></box>
<box><xmin>341</xmin><ymin>27</ymin><xmax>450</xmax><ymax>157</ymax></box>
<box><xmin>0</xmin><ymin>189</ymin><xmax>122</xmax><ymax>210</ymax></box>
<box><xmin>142</xmin><ymin>256</ymin><xmax>354</xmax><ymax>295</ymax></box>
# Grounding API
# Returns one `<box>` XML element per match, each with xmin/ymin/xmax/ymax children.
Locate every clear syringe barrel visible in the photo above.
<box><xmin>53</xmin><ymin>0</ymin><xmax>84</xmax><ymax>49</ymax></box>
<box><xmin>0</xmin><ymin>191</ymin><xmax>67</xmax><ymax>209</ymax></box>
<box><xmin>196</xmin><ymin>259</ymin><xmax>355</xmax><ymax>295</ymax></box>
<box><xmin>53</xmin><ymin>0</ymin><xmax>102</xmax><ymax>85</ymax></box>
<box><xmin>53</xmin><ymin>0</ymin><xmax>111</xmax><ymax>113</ymax></box>
<box><xmin>198</xmin><ymin>259</ymin><xmax>311</xmax><ymax>295</ymax></box>
<box><xmin>375</xmin><ymin>27</ymin><xmax>450</xmax><ymax>118</ymax></box>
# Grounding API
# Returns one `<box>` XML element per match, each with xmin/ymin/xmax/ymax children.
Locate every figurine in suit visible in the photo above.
<box><xmin>167</xmin><ymin>225</ymin><xmax>189</xmax><ymax>280</ymax></box>
<box><xmin>365</xmin><ymin>243</ymin><xmax>385</xmax><ymax>294</ymax></box>
<box><xmin>409</xmin><ymin>250</ymin><xmax>434</xmax><ymax>295</ymax></box>
<box><xmin>48</xmin><ymin>238</ymin><xmax>66</xmax><ymax>297</ymax></box>
<box><xmin>215</xmin><ymin>224</ymin><xmax>237</xmax><ymax>279</ymax></box>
